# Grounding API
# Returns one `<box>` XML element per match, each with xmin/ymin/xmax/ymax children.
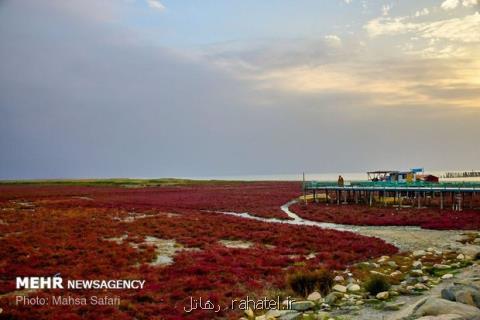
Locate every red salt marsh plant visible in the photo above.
<box><xmin>0</xmin><ymin>182</ymin><xmax>301</xmax><ymax>219</ymax></box>
<box><xmin>0</xmin><ymin>184</ymin><xmax>397</xmax><ymax>319</ymax></box>
<box><xmin>291</xmin><ymin>202</ymin><xmax>480</xmax><ymax>230</ymax></box>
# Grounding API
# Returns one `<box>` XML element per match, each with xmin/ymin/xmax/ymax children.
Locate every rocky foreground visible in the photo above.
<box><xmin>241</xmin><ymin>232</ymin><xmax>480</xmax><ymax>320</ymax></box>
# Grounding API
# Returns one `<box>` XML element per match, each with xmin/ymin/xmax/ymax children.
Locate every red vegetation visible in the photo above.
<box><xmin>0</xmin><ymin>182</ymin><xmax>301</xmax><ymax>219</ymax></box>
<box><xmin>291</xmin><ymin>202</ymin><xmax>480</xmax><ymax>230</ymax></box>
<box><xmin>0</xmin><ymin>183</ymin><xmax>397</xmax><ymax>319</ymax></box>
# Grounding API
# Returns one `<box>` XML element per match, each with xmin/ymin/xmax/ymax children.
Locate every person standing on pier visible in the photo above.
<box><xmin>338</xmin><ymin>175</ymin><xmax>344</xmax><ymax>187</ymax></box>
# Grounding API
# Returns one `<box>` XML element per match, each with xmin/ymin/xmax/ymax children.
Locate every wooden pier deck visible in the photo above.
<box><xmin>303</xmin><ymin>184</ymin><xmax>480</xmax><ymax>211</ymax></box>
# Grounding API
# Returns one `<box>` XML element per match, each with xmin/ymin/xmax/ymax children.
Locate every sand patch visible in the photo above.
<box><xmin>219</xmin><ymin>239</ymin><xmax>254</xmax><ymax>249</ymax></box>
<box><xmin>103</xmin><ymin>234</ymin><xmax>129</xmax><ymax>245</ymax></box>
<box><xmin>103</xmin><ymin>233</ymin><xmax>199</xmax><ymax>266</ymax></box>
<box><xmin>9</xmin><ymin>201</ymin><xmax>35</xmax><ymax>211</ymax></box>
<box><xmin>143</xmin><ymin>237</ymin><xmax>179</xmax><ymax>266</ymax></box>
<box><xmin>72</xmin><ymin>196</ymin><xmax>94</xmax><ymax>201</ymax></box>
<box><xmin>140</xmin><ymin>236</ymin><xmax>200</xmax><ymax>266</ymax></box>
<box><xmin>113</xmin><ymin>211</ymin><xmax>179</xmax><ymax>223</ymax></box>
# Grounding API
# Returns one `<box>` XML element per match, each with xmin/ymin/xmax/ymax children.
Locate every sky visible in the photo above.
<box><xmin>0</xmin><ymin>0</ymin><xmax>479</xmax><ymax>179</ymax></box>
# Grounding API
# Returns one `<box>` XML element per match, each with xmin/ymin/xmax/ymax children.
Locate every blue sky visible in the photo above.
<box><xmin>0</xmin><ymin>0</ymin><xmax>479</xmax><ymax>179</ymax></box>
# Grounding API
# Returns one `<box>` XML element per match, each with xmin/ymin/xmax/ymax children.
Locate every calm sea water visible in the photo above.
<box><xmin>185</xmin><ymin>170</ymin><xmax>480</xmax><ymax>182</ymax></box>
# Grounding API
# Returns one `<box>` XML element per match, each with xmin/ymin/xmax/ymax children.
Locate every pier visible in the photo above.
<box><xmin>303</xmin><ymin>182</ymin><xmax>480</xmax><ymax>211</ymax></box>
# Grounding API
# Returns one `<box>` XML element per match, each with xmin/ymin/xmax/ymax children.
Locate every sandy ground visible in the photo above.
<box><xmin>340</xmin><ymin>263</ymin><xmax>480</xmax><ymax>320</ymax></box>
<box><xmin>221</xmin><ymin>200</ymin><xmax>480</xmax><ymax>320</ymax></box>
<box><xmin>222</xmin><ymin>200</ymin><xmax>470</xmax><ymax>252</ymax></box>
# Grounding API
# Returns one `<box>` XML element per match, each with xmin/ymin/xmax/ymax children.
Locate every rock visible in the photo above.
<box><xmin>255</xmin><ymin>316</ymin><xmax>266</xmax><ymax>320</ymax></box>
<box><xmin>455</xmin><ymin>235</ymin><xmax>471</xmax><ymax>242</ymax></box>
<box><xmin>406</xmin><ymin>276</ymin><xmax>418</xmax><ymax>285</ymax></box>
<box><xmin>332</xmin><ymin>284</ymin><xmax>347</xmax><ymax>293</ymax></box>
<box><xmin>245</xmin><ymin>308</ymin><xmax>255</xmax><ymax>318</ymax></box>
<box><xmin>411</xmin><ymin>269</ymin><xmax>424</xmax><ymax>276</ymax></box>
<box><xmin>278</xmin><ymin>312</ymin><xmax>302</xmax><ymax>320</ymax></box>
<box><xmin>434</xmin><ymin>264</ymin><xmax>452</xmax><ymax>270</ymax></box>
<box><xmin>441</xmin><ymin>284</ymin><xmax>480</xmax><ymax>308</ymax></box>
<box><xmin>324</xmin><ymin>292</ymin><xmax>342</xmax><ymax>305</ymax></box>
<box><xmin>370</xmin><ymin>270</ymin><xmax>387</xmax><ymax>277</ymax></box>
<box><xmin>387</xmin><ymin>261</ymin><xmax>398</xmax><ymax>268</ymax></box>
<box><xmin>334</xmin><ymin>275</ymin><xmax>344</xmax><ymax>282</ymax></box>
<box><xmin>264</xmin><ymin>309</ymin><xmax>288</xmax><ymax>318</ymax></box>
<box><xmin>411</xmin><ymin>297</ymin><xmax>480</xmax><ymax>319</ymax></box>
<box><xmin>290</xmin><ymin>301</ymin><xmax>315</xmax><ymax>311</ymax></box>
<box><xmin>307</xmin><ymin>291</ymin><xmax>322</xmax><ymax>302</ymax></box>
<box><xmin>384</xmin><ymin>301</ymin><xmax>405</xmax><ymax>311</ymax></box>
<box><xmin>457</xmin><ymin>254</ymin><xmax>465</xmax><ymax>260</ymax></box>
<box><xmin>474</xmin><ymin>238</ymin><xmax>480</xmax><ymax>244</ymax></box>
<box><xmin>355</xmin><ymin>300</ymin><xmax>364</xmax><ymax>305</ymax></box>
<box><xmin>415</xmin><ymin>283</ymin><xmax>429</xmax><ymax>290</ymax></box>
<box><xmin>398</xmin><ymin>287</ymin><xmax>413</xmax><ymax>295</ymax></box>
<box><xmin>357</xmin><ymin>262</ymin><xmax>370</xmax><ymax>268</ymax></box>
<box><xmin>376</xmin><ymin>291</ymin><xmax>389</xmax><ymax>300</ymax></box>
<box><xmin>415</xmin><ymin>315</ymin><xmax>465</xmax><ymax>320</ymax></box>
<box><xmin>413</xmin><ymin>261</ymin><xmax>423</xmax><ymax>269</ymax></box>
<box><xmin>320</xmin><ymin>303</ymin><xmax>331</xmax><ymax>310</ymax></box>
<box><xmin>264</xmin><ymin>309</ymin><xmax>301</xmax><ymax>320</ymax></box>
<box><xmin>442</xmin><ymin>274</ymin><xmax>454</xmax><ymax>280</ymax></box>
<box><xmin>413</xmin><ymin>250</ymin><xmax>427</xmax><ymax>258</ymax></box>
<box><xmin>400</xmin><ymin>265</ymin><xmax>410</xmax><ymax>272</ymax></box>
<box><xmin>460</xmin><ymin>245</ymin><xmax>480</xmax><ymax>259</ymax></box>
<box><xmin>456</xmin><ymin>291</ymin><xmax>477</xmax><ymax>308</ymax></box>
<box><xmin>378</xmin><ymin>256</ymin><xmax>390</xmax><ymax>263</ymax></box>
<box><xmin>347</xmin><ymin>284</ymin><xmax>361</xmax><ymax>292</ymax></box>
<box><xmin>390</xmin><ymin>271</ymin><xmax>403</xmax><ymax>277</ymax></box>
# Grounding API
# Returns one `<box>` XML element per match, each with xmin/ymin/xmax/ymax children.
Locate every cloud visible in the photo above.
<box><xmin>324</xmin><ymin>35</ymin><xmax>342</xmax><ymax>47</ymax></box>
<box><xmin>441</xmin><ymin>0</ymin><xmax>478</xmax><ymax>10</ymax></box>
<box><xmin>462</xmin><ymin>0</ymin><xmax>479</xmax><ymax>7</ymax></box>
<box><xmin>201</xmin><ymin>35</ymin><xmax>480</xmax><ymax>110</ymax></box>
<box><xmin>146</xmin><ymin>0</ymin><xmax>165</xmax><ymax>11</ymax></box>
<box><xmin>250</xmin><ymin>58</ymin><xmax>480</xmax><ymax>109</ymax></box>
<box><xmin>365</xmin><ymin>17</ymin><xmax>416</xmax><ymax>37</ymax></box>
<box><xmin>382</xmin><ymin>4</ymin><xmax>392</xmax><ymax>16</ymax></box>
<box><xmin>365</xmin><ymin>12</ymin><xmax>480</xmax><ymax>43</ymax></box>
<box><xmin>441</xmin><ymin>0</ymin><xmax>460</xmax><ymax>10</ymax></box>
<box><xmin>1</xmin><ymin>0</ymin><xmax>480</xmax><ymax>179</ymax></box>
<box><xmin>415</xmin><ymin>8</ymin><xmax>430</xmax><ymax>17</ymax></box>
